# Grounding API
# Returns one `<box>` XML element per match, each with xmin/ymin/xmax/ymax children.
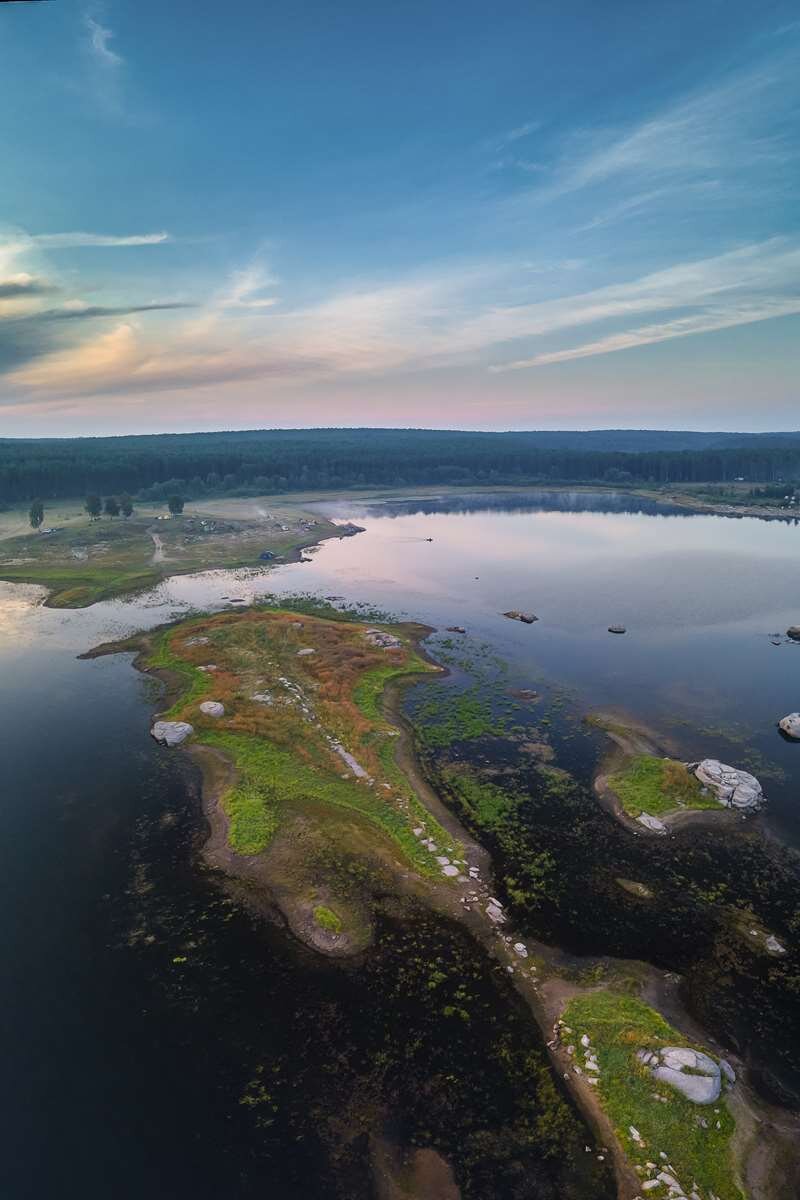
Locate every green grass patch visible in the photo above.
<box><xmin>313</xmin><ymin>904</ymin><xmax>343</xmax><ymax>933</ymax></box>
<box><xmin>607</xmin><ymin>755</ymin><xmax>719</xmax><ymax>817</ymax></box>
<box><xmin>201</xmin><ymin>730</ymin><xmax>441</xmax><ymax>874</ymax></box>
<box><xmin>145</xmin><ymin>625</ymin><xmax>212</xmax><ymax>717</ymax></box>
<box><xmin>563</xmin><ymin>992</ymin><xmax>741</xmax><ymax>1200</ymax></box>
<box><xmin>352</xmin><ymin>651</ymin><xmax>432</xmax><ymax>721</ymax></box>
<box><xmin>0</xmin><ymin>562</ymin><xmax>160</xmax><ymax>607</ymax></box>
<box><xmin>223</xmin><ymin>782</ymin><xmax>280</xmax><ymax>854</ymax></box>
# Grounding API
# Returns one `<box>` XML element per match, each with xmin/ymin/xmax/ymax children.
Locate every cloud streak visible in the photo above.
<box><xmin>32</xmin><ymin>231</ymin><xmax>171</xmax><ymax>248</ymax></box>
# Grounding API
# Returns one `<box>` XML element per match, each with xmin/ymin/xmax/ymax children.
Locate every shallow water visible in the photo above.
<box><xmin>2</xmin><ymin>489</ymin><xmax>799</xmax><ymax>1194</ymax></box>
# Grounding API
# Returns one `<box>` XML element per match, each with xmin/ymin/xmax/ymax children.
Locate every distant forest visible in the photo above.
<box><xmin>2</xmin><ymin>427</ymin><xmax>800</xmax><ymax>503</ymax></box>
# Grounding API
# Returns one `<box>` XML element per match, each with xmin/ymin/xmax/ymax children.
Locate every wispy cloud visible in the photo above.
<box><xmin>489</xmin><ymin>240</ymin><xmax>800</xmax><ymax>370</ymax></box>
<box><xmin>494</xmin><ymin>299</ymin><xmax>800</xmax><ymax>370</ymax></box>
<box><xmin>85</xmin><ymin>13</ymin><xmax>122</xmax><ymax>69</ymax></box>
<box><xmin>520</xmin><ymin>38</ymin><xmax>799</xmax><ymax>214</ymax></box>
<box><xmin>32</xmin><ymin>231</ymin><xmax>171</xmax><ymax>248</ymax></box>
<box><xmin>8</xmin><ymin>239</ymin><xmax>800</xmax><ymax>395</ymax></box>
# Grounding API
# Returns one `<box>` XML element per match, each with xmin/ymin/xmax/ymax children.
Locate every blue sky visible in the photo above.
<box><xmin>1</xmin><ymin>0</ymin><xmax>798</xmax><ymax>434</ymax></box>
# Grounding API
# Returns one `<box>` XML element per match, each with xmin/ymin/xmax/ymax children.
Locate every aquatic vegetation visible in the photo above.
<box><xmin>563</xmin><ymin>992</ymin><xmax>741</xmax><ymax>1200</ymax></box>
<box><xmin>607</xmin><ymin>755</ymin><xmax>720</xmax><ymax>817</ymax></box>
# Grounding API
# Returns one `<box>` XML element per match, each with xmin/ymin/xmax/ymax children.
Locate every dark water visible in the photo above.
<box><xmin>2</xmin><ymin>490</ymin><xmax>800</xmax><ymax>1193</ymax></box>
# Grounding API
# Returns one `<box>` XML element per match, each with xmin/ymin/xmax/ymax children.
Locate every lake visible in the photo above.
<box><xmin>2</xmin><ymin>489</ymin><xmax>799</xmax><ymax>1196</ymax></box>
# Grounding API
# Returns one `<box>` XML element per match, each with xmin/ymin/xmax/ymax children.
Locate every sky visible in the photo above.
<box><xmin>0</xmin><ymin>0</ymin><xmax>798</xmax><ymax>436</ymax></box>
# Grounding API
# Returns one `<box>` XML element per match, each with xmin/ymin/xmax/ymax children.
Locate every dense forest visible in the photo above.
<box><xmin>2</xmin><ymin>427</ymin><xmax>800</xmax><ymax>503</ymax></box>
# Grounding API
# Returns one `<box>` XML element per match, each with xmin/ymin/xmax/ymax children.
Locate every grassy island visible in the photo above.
<box><xmin>607</xmin><ymin>754</ymin><xmax>720</xmax><ymax>819</ymax></box>
<box><xmin>146</xmin><ymin>606</ymin><xmax>461</xmax><ymax>876</ymax></box>
<box><xmin>562</xmin><ymin>992</ymin><xmax>742</xmax><ymax>1200</ymax></box>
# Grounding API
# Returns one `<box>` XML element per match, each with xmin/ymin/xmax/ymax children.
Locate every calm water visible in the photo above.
<box><xmin>2</xmin><ymin>490</ymin><xmax>799</xmax><ymax>1195</ymax></box>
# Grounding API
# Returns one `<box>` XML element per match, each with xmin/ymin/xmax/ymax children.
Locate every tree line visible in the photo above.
<box><xmin>5</xmin><ymin>427</ymin><xmax>800</xmax><ymax>504</ymax></box>
<box><xmin>28</xmin><ymin>492</ymin><xmax>185</xmax><ymax>530</ymax></box>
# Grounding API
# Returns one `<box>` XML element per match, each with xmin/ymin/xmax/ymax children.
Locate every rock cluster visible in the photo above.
<box><xmin>636</xmin><ymin>1046</ymin><xmax>734</xmax><ymax>1105</ymax></box>
<box><xmin>364</xmin><ymin>629</ymin><xmax>403</xmax><ymax>649</ymax></box>
<box><xmin>150</xmin><ymin>720</ymin><xmax>194</xmax><ymax>747</ymax></box>
<box><xmin>691</xmin><ymin>759</ymin><xmax>763</xmax><ymax>810</ymax></box>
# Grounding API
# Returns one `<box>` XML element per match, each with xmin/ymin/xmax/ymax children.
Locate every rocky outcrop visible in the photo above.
<box><xmin>637</xmin><ymin>1046</ymin><xmax>723</xmax><ymax>1104</ymax></box>
<box><xmin>779</xmin><ymin>712</ymin><xmax>800</xmax><ymax>739</ymax></box>
<box><xmin>691</xmin><ymin>759</ymin><xmax>763</xmax><ymax>809</ymax></box>
<box><xmin>503</xmin><ymin>611</ymin><xmax>538</xmax><ymax>624</ymax></box>
<box><xmin>199</xmin><ymin>701</ymin><xmax>225</xmax><ymax>717</ymax></box>
<box><xmin>365</xmin><ymin>629</ymin><xmax>403</xmax><ymax>649</ymax></box>
<box><xmin>787</xmin><ymin>626</ymin><xmax>800</xmax><ymax>641</ymax></box>
<box><xmin>637</xmin><ymin>813</ymin><xmax>667</xmax><ymax>834</ymax></box>
<box><xmin>608</xmin><ymin>624</ymin><xmax>626</xmax><ymax>634</ymax></box>
<box><xmin>151</xmin><ymin>720</ymin><xmax>194</xmax><ymax>746</ymax></box>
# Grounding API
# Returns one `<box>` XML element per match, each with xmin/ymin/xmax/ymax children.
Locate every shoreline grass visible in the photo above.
<box><xmin>563</xmin><ymin>991</ymin><xmax>741</xmax><ymax>1200</ymax></box>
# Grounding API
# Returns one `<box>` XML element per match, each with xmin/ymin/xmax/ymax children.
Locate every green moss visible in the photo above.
<box><xmin>607</xmin><ymin>754</ymin><xmax>719</xmax><ymax>817</ymax></box>
<box><xmin>313</xmin><ymin>905</ymin><xmax>343</xmax><ymax>933</ymax></box>
<box><xmin>145</xmin><ymin>626</ymin><xmax>212</xmax><ymax>717</ymax></box>
<box><xmin>563</xmin><ymin>992</ymin><xmax>742</xmax><ymax>1200</ymax></box>
<box><xmin>352</xmin><ymin>651</ymin><xmax>431</xmax><ymax>720</ymax></box>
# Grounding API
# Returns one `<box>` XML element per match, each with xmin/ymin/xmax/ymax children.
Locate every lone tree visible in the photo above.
<box><xmin>167</xmin><ymin>494</ymin><xmax>185</xmax><ymax>515</ymax></box>
<box><xmin>85</xmin><ymin>494</ymin><xmax>102</xmax><ymax>519</ymax></box>
<box><xmin>119</xmin><ymin>493</ymin><xmax>134</xmax><ymax>519</ymax></box>
<box><xmin>104</xmin><ymin>495</ymin><xmax>120</xmax><ymax>519</ymax></box>
<box><xmin>29</xmin><ymin>498</ymin><xmax>44</xmax><ymax>530</ymax></box>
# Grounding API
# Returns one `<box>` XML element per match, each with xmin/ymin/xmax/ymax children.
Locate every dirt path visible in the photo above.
<box><xmin>149</xmin><ymin>531</ymin><xmax>166</xmax><ymax>563</ymax></box>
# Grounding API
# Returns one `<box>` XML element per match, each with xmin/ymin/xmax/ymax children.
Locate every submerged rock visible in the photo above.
<box><xmin>608</xmin><ymin>624</ymin><xmax>626</xmax><ymax>634</ymax></box>
<box><xmin>691</xmin><ymin>759</ymin><xmax>763</xmax><ymax>809</ymax></box>
<box><xmin>151</xmin><ymin>720</ymin><xmax>194</xmax><ymax>747</ymax></box>
<box><xmin>503</xmin><ymin>610</ymin><xmax>538</xmax><ymax>624</ymax></box>
<box><xmin>779</xmin><ymin>713</ymin><xmax>800</xmax><ymax>739</ymax></box>
<box><xmin>199</xmin><ymin>701</ymin><xmax>225</xmax><ymax>718</ymax></box>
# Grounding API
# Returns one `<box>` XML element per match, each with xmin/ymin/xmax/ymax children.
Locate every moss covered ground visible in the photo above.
<box><xmin>563</xmin><ymin>992</ymin><xmax>741</xmax><ymax>1200</ymax></box>
<box><xmin>607</xmin><ymin>754</ymin><xmax>720</xmax><ymax>818</ymax></box>
<box><xmin>147</xmin><ymin>608</ymin><xmax>457</xmax><ymax>874</ymax></box>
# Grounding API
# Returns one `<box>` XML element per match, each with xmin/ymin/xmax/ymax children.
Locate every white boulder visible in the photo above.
<box><xmin>646</xmin><ymin>1046</ymin><xmax>722</xmax><ymax>1104</ymax></box>
<box><xmin>199</xmin><ymin>701</ymin><xmax>225</xmax><ymax>717</ymax></box>
<box><xmin>637</xmin><ymin>813</ymin><xmax>667</xmax><ymax>834</ymax></box>
<box><xmin>151</xmin><ymin>720</ymin><xmax>194</xmax><ymax>747</ymax></box>
<box><xmin>692</xmin><ymin>759</ymin><xmax>763</xmax><ymax>810</ymax></box>
<box><xmin>779</xmin><ymin>713</ymin><xmax>800</xmax><ymax>739</ymax></box>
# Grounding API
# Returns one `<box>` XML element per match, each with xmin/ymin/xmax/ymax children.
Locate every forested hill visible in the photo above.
<box><xmin>3</xmin><ymin>427</ymin><xmax>800</xmax><ymax>502</ymax></box>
